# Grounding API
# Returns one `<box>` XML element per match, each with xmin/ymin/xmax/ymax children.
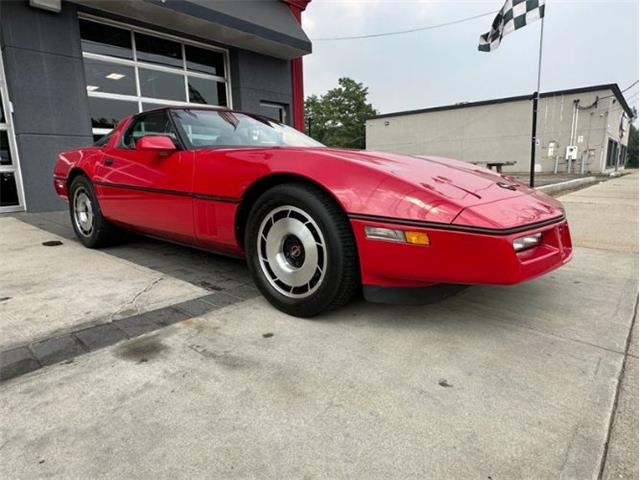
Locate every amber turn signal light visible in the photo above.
<box><xmin>364</xmin><ymin>226</ymin><xmax>430</xmax><ymax>246</ymax></box>
<box><xmin>404</xmin><ymin>231</ymin><xmax>430</xmax><ymax>245</ymax></box>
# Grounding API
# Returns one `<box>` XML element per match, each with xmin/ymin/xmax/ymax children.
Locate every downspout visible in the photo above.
<box><xmin>282</xmin><ymin>1</ymin><xmax>311</xmax><ymax>131</ymax></box>
<box><xmin>568</xmin><ymin>100</ymin><xmax>578</xmax><ymax>173</ymax></box>
<box><xmin>601</xmin><ymin>106</ymin><xmax>610</xmax><ymax>173</ymax></box>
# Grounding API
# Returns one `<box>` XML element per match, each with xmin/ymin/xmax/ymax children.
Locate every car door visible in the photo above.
<box><xmin>94</xmin><ymin>110</ymin><xmax>195</xmax><ymax>242</ymax></box>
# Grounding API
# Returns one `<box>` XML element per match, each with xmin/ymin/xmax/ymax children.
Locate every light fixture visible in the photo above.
<box><xmin>106</xmin><ymin>73</ymin><xmax>125</xmax><ymax>80</ymax></box>
<box><xmin>513</xmin><ymin>233</ymin><xmax>542</xmax><ymax>252</ymax></box>
<box><xmin>365</xmin><ymin>226</ymin><xmax>430</xmax><ymax>246</ymax></box>
<box><xmin>86</xmin><ymin>85</ymin><xmax>99</xmax><ymax>91</ymax></box>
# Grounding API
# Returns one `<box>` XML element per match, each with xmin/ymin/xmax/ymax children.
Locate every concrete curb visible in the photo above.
<box><xmin>535</xmin><ymin>176</ymin><xmax>598</xmax><ymax>195</ymax></box>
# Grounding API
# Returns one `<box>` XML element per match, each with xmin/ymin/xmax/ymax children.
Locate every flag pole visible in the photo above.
<box><xmin>529</xmin><ymin>13</ymin><xmax>545</xmax><ymax>188</ymax></box>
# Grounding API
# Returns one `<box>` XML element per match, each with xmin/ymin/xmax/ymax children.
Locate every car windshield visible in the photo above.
<box><xmin>172</xmin><ymin>109</ymin><xmax>325</xmax><ymax>149</ymax></box>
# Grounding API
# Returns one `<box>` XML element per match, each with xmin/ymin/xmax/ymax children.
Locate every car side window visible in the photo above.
<box><xmin>122</xmin><ymin>111</ymin><xmax>178</xmax><ymax>149</ymax></box>
<box><xmin>93</xmin><ymin>130</ymin><xmax>113</xmax><ymax>147</ymax></box>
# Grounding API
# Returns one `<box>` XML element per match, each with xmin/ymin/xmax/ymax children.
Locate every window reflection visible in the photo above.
<box><xmin>123</xmin><ymin>111</ymin><xmax>178</xmax><ymax>148</ymax></box>
<box><xmin>88</xmin><ymin>97</ymin><xmax>138</xmax><ymax>130</ymax></box>
<box><xmin>139</xmin><ymin>69</ymin><xmax>185</xmax><ymax>102</ymax></box>
<box><xmin>0</xmin><ymin>172</ymin><xmax>19</xmax><ymax>206</ymax></box>
<box><xmin>83</xmin><ymin>59</ymin><xmax>136</xmax><ymax>95</ymax></box>
<box><xmin>186</xmin><ymin>45</ymin><xmax>225</xmax><ymax>76</ymax></box>
<box><xmin>79</xmin><ymin>20</ymin><xmax>133</xmax><ymax>59</ymax></box>
<box><xmin>188</xmin><ymin>78</ymin><xmax>226</xmax><ymax>106</ymax></box>
<box><xmin>135</xmin><ymin>33</ymin><xmax>182</xmax><ymax>68</ymax></box>
<box><xmin>0</xmin><ymin>131</ymin><xmax>12</xmax><ymax>166</ymax></box>
<box><xmin>80</xmin><ymin>20</ymin><xmax>230</xmax><ymax>138</ymax></box>
<box><xmin>260</xmin><ymin>102</ymin><xmax>287</xmax><ymax>123</ymax></box>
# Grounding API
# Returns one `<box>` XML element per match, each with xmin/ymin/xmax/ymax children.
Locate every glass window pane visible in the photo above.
<box><xmin>123</xmin><ymin>112</ymin><xmax>177</xmax><ymax>148</ymax></box>
<box><xmin>135</xmin><ymin>33</ymin><xmax>182</xmax><ymax>68</ymax></box>
<box><xmin>80</xmin><ymin>20</ymin><xmax>133</xmax><ymax>60</ymax></box>
<box><xmin>260</xmin><ymin>103</ymin><xmax>286</xmax><ymax>123</ymax></box>
<box><xmin>173</xmin><ymin>110</ymin><xmax>324</xmax><ymax>148</ymax></box>
<box><xmin>0</xmin><ymin>94</ymin><xmax>4</xmax><ymax>124</ymax></box>
<box><xmin>0</xmin><ymin>131</ymin><xmax>12</xmax><ymax>166</ymax></box>
<box><xmin>139</xmin><ymin>69</ymin><xmax>186</xmax><ymax>101</ymax></box>
<box><xmin>185</xmin><ymin>45</ymin><xmax>225</xmax><ymax>76</ymax></box>
<box><xmin>0</xmin><ymin>172</ymin><xmax>19</xmax><ymax>207</ymax></box>
<box><xmin>188</xmin><ymin>77</ymin><xmax>226</xmax><ymax>106</ymax></box>
<box><xmin>88</xmin><ymin>97</ymin><xmax>139</xmax><ymax>130</ymax></box>
<box><xmin>83</xmin><ymin>59</ymin><xmax>136</xmax><ymax>95</ymax></box>
<box><xmin>93</xmin><ymin>131</ymin><xmax>113</xmax><ymax>147</ymax></box>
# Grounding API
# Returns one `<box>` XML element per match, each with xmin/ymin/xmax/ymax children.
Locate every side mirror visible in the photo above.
<box><xmin>136</xmin><ymin>135</ymin><xmax>176</xmax><ymax>152</ymax></box>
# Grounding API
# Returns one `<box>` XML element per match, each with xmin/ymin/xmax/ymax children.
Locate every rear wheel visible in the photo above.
<box><xmin>68</xmin><ymin>175</ymin><xmax>119</xmax><ymax>248</ymax></box>
<box><xmin>245</xmin><ymin>183</ymin><xmax>359</xmax><ymax>317</ymax></box>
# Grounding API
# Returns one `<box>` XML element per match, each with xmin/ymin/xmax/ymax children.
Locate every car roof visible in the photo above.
<box><xmin>131</xmin><ymin>105</ymin><xmax>283</xmax><ymax>125</ymax></box>
<box><xmin>138</xmin><ymin>104</ymin><xmax>228</xmax><ymax>115</ymax></box>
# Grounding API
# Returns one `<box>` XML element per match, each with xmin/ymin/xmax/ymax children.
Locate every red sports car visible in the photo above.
<box><xmin>53</xmin><ymin>106</ymin><xmax>572</xmax><ymax>317</ymax></box>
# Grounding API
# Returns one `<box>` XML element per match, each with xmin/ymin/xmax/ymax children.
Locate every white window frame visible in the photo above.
<box><xmin>79</xmin><ymin>14</ymin><xmax>233</xmax><ymax>138</ymax></box>
<box><xmin>0</xmin><ymin>49</ymin><xmax>26</xmax><ymax>212</ymax></box>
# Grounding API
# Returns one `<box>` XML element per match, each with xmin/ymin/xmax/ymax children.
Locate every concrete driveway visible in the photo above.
<box><xmin>1</xmin><ymin>173</ymin><xmax>637</xmax><ymax>479</ymax></box>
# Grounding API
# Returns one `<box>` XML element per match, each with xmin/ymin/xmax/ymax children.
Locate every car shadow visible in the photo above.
<box><xmin>12</xmin><ymin>210</ymin><xmax>557</xmax><ymax>331</ymax></box>
<box><xmin>13</xmin><ymin>211</ymin><xmax>253</xmax><ymax>294</ymax></box>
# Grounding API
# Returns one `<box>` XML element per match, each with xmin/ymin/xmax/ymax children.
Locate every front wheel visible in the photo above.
<box><xmin>245</xmin><ymin>183</ymin><xmax>359</xmax><ymax>317</ymax></box>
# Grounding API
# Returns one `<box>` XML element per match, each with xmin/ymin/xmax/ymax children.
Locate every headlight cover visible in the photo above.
<box><xmin>513</xmin><ymin>233</ymin><xmax>542</xmax><ymax>252</ymax></box>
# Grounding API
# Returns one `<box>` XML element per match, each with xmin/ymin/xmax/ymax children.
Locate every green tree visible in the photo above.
<box><xmin>304</xmin><ymin>78</ymin><xmax>377</xmax><ymax>149</ymax></box>
<box><xmin>627</xmin><ymin>124</ymin><xmax>638</xmax><ymax>168</ymax></box>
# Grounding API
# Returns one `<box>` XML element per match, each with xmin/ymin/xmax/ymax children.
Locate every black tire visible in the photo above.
<box><xmin>68</xmin><ymin>175</ymin><xmax>119</xmax><ymax>248</ymax></box>
<box><xmin>245</xmin><ymin>183</ymin><xmax>359</xmax><ymax>317</ymax></box>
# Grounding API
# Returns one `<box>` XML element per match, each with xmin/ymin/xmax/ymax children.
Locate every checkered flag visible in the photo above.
<box><xmin>479</xmin><ymin>0</ymin><xmax>545</xmax><ymax>52</ymax></box>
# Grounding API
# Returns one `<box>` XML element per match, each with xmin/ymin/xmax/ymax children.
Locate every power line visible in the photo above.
<box><xmin>311</xmin><ymin>10</ymin><xmax>497</xmax><ymax>41</ymax></box>
<box><xmin>598</xmin><ymin>80</ymin><xmax>639</xmax><ymax>102</ymax></box>
<box><xmin>621</xmin><ymin>80</ymin><xmax>639</xmax><ymax>93</ymax></box>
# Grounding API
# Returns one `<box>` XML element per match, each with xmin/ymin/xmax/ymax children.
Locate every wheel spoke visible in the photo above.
<box><xmin>257</xmin><ymin>205</ymin><xmax>327</xmax><ymax>299</ymax></box>
<box><xmin>73</xmin><ymin>189</ymin><xmax>94</xmax><ymax>237</ymax></box>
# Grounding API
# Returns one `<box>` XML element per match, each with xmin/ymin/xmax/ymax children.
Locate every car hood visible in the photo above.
<box><xmin>316</xmin><ymin>148</ymin><xmax>565</xmax><ymax>229</ymax></box>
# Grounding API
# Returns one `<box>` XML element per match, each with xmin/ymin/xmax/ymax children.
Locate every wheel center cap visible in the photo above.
<box><xmin>283</xmin><ymin>234</ymin><xmax>305</xmax><ymax>268</ymax></box>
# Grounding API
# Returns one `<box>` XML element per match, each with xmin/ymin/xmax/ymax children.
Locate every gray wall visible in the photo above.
<box><xmin>0</xmin><ymin>1</ymin><xmax>295</xmax><ymax>212</ymax></box>
<box><xmin>366</xmin><ymin>88</ymin><xmax>631</xmax><ymax>174</ymax></box>
<box><xmin>0</xmin><ymin>0</ymin><xmax>93</xmax><ymax>212</ymax></box>
<box><xmin>229</xmin><ymin>48</ymin><xmax>292</xmax><ymax>123</ymax></box>
<box><xmin>367</xmin><ymin>100</ymin><xmax>532</xmax><ymax>171</ymax></box>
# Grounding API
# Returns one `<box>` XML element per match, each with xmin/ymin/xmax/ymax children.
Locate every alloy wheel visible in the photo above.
<box><xmin>73</xmin><ymin>188</ymin><xmax>94</xmax><ymax>237</ymax></box>
<box><xmin>257</xmin><ymin>205</ymin><xmax>327</xmax><ymax>298</ymax></box>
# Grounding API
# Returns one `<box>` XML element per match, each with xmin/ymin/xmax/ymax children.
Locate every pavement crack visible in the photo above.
<box><xmin>109</xmin><ymin>276</ymin><xmax>165</xmax><ymax>321</ymax></box>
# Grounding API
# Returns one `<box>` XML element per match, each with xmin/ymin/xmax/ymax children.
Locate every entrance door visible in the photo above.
<box><xmin>0</xmin><ymin>51</ymin><xmax>25</xmax><ymax>212</ymax></box>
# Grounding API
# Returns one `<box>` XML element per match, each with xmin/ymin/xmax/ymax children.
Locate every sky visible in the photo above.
<box><xmin>301</xmin><ymin>0</ymin><xmax>639</xmax><ymax>117</ymax></box>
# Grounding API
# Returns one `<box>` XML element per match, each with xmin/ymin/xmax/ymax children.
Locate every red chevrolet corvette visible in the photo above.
<box><xmin>53</xmin><ymin>106</ymin><xmax>572</xmax><ymax>317</ymax></box>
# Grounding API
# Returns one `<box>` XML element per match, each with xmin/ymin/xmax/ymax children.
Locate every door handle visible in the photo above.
<box><xmin>104</xmin><ymin>158</ymin><xmax>115</xmax><ymax>166</ymax></box>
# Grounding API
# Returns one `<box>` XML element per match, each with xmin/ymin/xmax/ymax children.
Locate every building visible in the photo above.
<box><xmin>0</xmin><ymin>0</ymin><xmax>312</xmax><ymax>213</ymax></box>
<box><xmin>366</xmin><ymin>84</ymin><xmax>634</xmax><ymax>176</ymax></box>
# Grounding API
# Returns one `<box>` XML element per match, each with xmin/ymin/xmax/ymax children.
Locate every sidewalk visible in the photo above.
<box><xmin>560</xmin><ymin>171</ymin><xmax>638</xmax><ymax>480</ymax></box>
<box><xmin>1</xmin><ymin>174</ymin><xmax>637</xmax><ymax>479</ymax></box>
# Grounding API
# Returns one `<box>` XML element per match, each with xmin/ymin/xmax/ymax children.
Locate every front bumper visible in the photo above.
<box><xmin>351</xmin><ymin>216</ymin><xmax>573</xmax><ymax>288</ymax></box>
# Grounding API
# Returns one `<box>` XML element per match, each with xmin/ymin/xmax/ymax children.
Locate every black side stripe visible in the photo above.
<box><xmin>93</xmin><ymin>181</ymin><xmax>241</xmax><ymax>204</ymax></box>
<box><xmin>348</xmin><ymin>213</ymin><xmax>566</xmax><ymax>236</ymax></box>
